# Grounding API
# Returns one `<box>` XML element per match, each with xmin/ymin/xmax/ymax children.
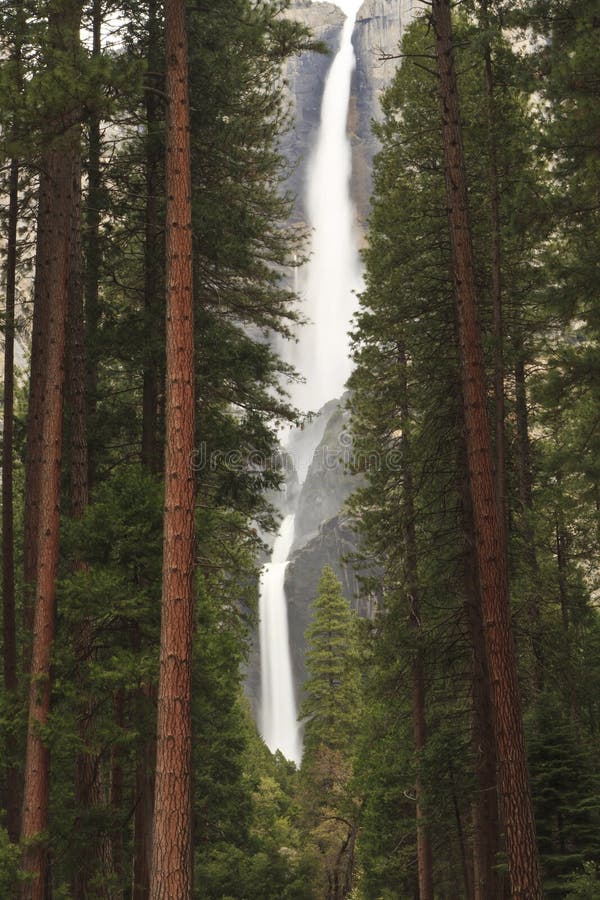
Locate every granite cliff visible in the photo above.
<box><xmin>246</xmin><ymin>1</ymin><xmax>414</xmax><ymax>719</ymax></box>
<box><xmin>281</xmin><ymin>0</ymin><xmax>416</xmax><ymax>227</ymax></box>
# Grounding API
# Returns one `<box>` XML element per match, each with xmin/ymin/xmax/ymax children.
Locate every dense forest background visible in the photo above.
<box><xmin>0</xmin><ymin>0</ymin><xmax>599</xmax><ymax>898</ymax></box>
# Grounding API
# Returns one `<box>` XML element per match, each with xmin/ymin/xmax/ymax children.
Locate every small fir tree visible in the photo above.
<box><xmin>300</xmin><ymin>567</ymin><xmax>360</xmax><ymax>760</ymax></box>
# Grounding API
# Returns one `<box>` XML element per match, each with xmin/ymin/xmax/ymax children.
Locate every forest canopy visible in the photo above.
<box><xmin>0</xmin><ymin>0</ymin><xmax>599</xmax><ymax>898</ymax></box>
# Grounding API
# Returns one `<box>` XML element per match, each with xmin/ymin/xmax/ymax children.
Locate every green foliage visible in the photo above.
<box><xmin>527</xmin><ymin>694</ymin><xmax>600</xmax><ymax>897</ymax></box>
<box><xmin>348</xmin><ymin>5</ymin><xmax>600</xmax><ymax>895</ymax></box>
<box><xmin>566</xmin><ymin>862</ymin><xmax>600</xmax><ymax>900</ymax></box>
<box><xmin>300</xmin><ymin>566</ymin><xmax>361</xmax><ymax>760</ymax></box>
<box><xmin>0</xmin><ymin>827</ymin><xmax>24</xmax><ymax>895</ymax></box>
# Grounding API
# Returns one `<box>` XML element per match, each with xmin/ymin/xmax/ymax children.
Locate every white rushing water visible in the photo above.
<box><xmin>259</xmin><ymin>515</ymin><xmax>301</xmax><ymax>763</ymax></box>
<box><xmin>290</xmin><ymin>0</ymin><xmax>364</xmax><ymax>414</ymax></box>
<box><xmin>259</xmin><ymin>1</ymin><xmax>363</xmax><ymax>763</ymax></box>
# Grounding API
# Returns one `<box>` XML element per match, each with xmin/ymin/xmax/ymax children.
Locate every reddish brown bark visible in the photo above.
<box><xmin>150</xmin><ymin>0</ymin><xmax>195</xmax><ymax>896</ymax></box>
<box><xmin>3</xmin><ymin>155</ymin><xmax>20</xmax><ymax>843</ymax></box>
<box><xmin>460</xmin><ymin>478</ymin><xmax>503</xmax><ymax>900</ymax></box>
<box><xmin>20</xmin><ymin>146</ymin><xmax>75</xmax><ymax>900</ymax></box>
<box><xmin>431</xmin><ymin>2</ymin><xmax>542</xmax><ymax>896</ymax></box>
<box><xmin>23</xmin><ymin>169</ymin><xmax>53</xmax><ymax>652</ymax></box>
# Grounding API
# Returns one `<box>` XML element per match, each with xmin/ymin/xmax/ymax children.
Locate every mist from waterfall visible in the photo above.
<box><xmin>258</xmin><ymin>1</ymin><xmax>363</xmax><ymax>764</ymax></box>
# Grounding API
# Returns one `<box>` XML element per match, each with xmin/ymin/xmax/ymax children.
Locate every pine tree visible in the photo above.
<box><xmin>430</xmin><ymin>2</ymin><xmax>542</xmax><ymax>893</ymax></box>
<box><xmin>299</xmin><ymin>567</ymin><xmax>360</xmax><ymax>900</ymax></box>
<box><xmin>301</xmin><ymin>567</ymin><xmax>360</xmax><ymax>760</ymax></box>
<box><xmin>149</xmin><ymin>0</ymin><xmax>195</xmax><ymax>895</ymax></box>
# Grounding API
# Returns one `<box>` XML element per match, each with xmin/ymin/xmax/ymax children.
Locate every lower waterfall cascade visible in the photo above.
<box><xmin>258</xmin><ymin>0</ymin><xmax>364</xmax><ymax>763</ymax></box>
<box><xmin>258</xmin><ymin>514</ymin><xmax>301</xmax><ymax>764</ymax></box>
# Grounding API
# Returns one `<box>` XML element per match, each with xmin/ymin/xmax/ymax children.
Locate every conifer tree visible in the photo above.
<box><xmin>301</xmin><ymin>567</ymin><xmax>360</xmax><ymax>760</ymax></box>
<box><xmin>150</xmin><ymin>0</ymin><xmax>195</xmax><ymax>895</ymax></box>
<box><xmin>430</xmin><ymin>2</ymin><xmax>542</xmax><ymax>893</ymax></box>
<box><xmin>20</xmin><ymin>1</ymin><xmax>83</xmax><ymax>891</ymax></box>
<box><xmin>300</xmin><ymin>567</ymin><xmax>360</xmax><ymax>900</ymax></box>
<box><xmin>1</xmin><ymin>0</ymin><xmax>24</xmax><ymax>835</ymax></box>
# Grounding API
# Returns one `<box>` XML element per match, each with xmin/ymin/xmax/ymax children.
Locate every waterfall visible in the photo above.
<box><xmin>258</xmin><ymin>1</ymin><xmax>363</xmax><ymax>763</ymax></box>
<box><xmin>289</xmin><ymin>0</ymin><xmax>364</xmax><ymax>414</ymax></box>
<box><xmin>258</xmin><ymin>515</ymin><xmax>301</xmax><ymax>763</ymax></box>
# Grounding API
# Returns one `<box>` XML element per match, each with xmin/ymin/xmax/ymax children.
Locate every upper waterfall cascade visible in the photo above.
<box><xmin>288</xmin><ymin>0</ymin><xmax>364</xmax><ymax>415</ymax></box>
<box><xmin>258</xmin><ymin>1</ymin><xmax>364</xmax><ymax>763</ymax></box>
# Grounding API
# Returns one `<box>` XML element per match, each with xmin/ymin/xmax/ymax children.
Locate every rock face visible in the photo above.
<box><xmin>352</xmin><ymin>0</ymin><xmax>416</xmax><ymax>220</ymax></box>
<box><xmin>244</xmin><ymin>398</ymin><xmax>365</xmax><ymax>715</ymax></box>
<box><xmin>292</xmin><ymin>399</ymin><xmax>356</xmax><ymax>552</ymax></box>
<box><xmin>281</xmin><ymin>0</ymin><xmax>415</xmax><ymax>226</ymax></box>
<box><xmin>284</xmin><ymin>398</ymin><xmax>375</xmax><ymax>694</ymax></box>
<box><xmin>247</xmin><ymin>1</ymin><xmax>414</xmax><ymax>723</ymax></box>
<box><xmin>280</xmin><ymin>2</ymin><xmax>345</xmax><ymax>225</ymax></box>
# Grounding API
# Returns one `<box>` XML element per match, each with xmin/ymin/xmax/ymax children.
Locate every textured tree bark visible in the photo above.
<box><xmin>3</xmin><ymin>154</ymin><xmax>20</xmax><ymax>843</ymax></box>
<box><xmin>23</xmin><ymin>169</ymin><xmax>53</xmax><ymax>657</ymax></box>
<box><xmin>20</xmin><ymin>146</ymin><xmax>75</xmax><ymax>900</ymax></box>
<box><xmin>459</xmin><ymin>465</ymin><xmax>503</xmax><ymax>900</ymax></box>
<box><xmin>430</xmin><ymin>2</ymin><xmax>542</xmax><ymax>896</ymax></box>
<box><xmin>149</xmin><ymin>0</ymin><xmax>195</xmax><ymax>896</ymax></box>
<box><xmin>398</xmin><ymin>347</ymin><xmax>434</xmax><ymax>900</ymax></box>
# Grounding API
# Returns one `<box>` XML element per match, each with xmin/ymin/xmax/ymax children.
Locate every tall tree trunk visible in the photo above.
<box><xmin>398</xmin><ymin>346</ymin><xmax>434</xmax><ymax>900</ymax></box>
<box><xmin>150</xmin><ymin>0</ymin><xmax>195</xmax><ymax>896</ymax></box>
<box><xmin>3</xmin><ymin>154</ymin><xmax>20</xmax><ymax>844</ymax></box>
<box><xmin>23</xmin><ymin>170</ymin><xmax>53</xmax><ymax>657</ymax></box>
<box><xmin>430</xmin><ymin>3</ymin><xmax>542</xmax><ymax>896</ymax></box>
<box><xmin>459</xmin><ymin>464</ymin><xmax>503</xmax><ymax>900</ymax></box>
<box><xmin>20</xmin><ymin>145</ymin><xmax>76</xmax><ymax>900</ymax></box>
